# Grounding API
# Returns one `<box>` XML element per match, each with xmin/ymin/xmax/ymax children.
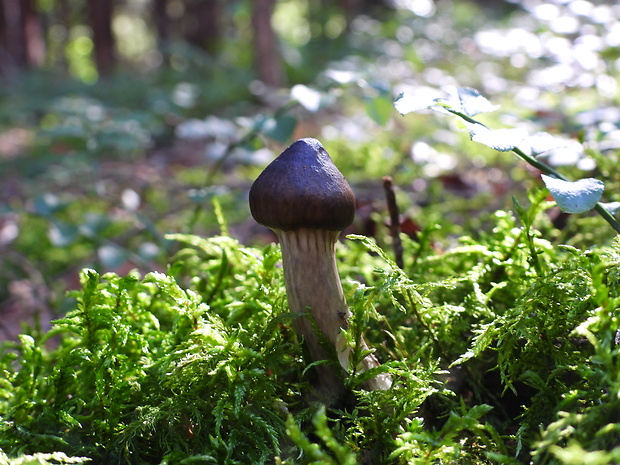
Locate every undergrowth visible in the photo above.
<box><xmin>1</xmin><ymin>194</ymin><xmax>620</xmax><ymax>464</ymax></box>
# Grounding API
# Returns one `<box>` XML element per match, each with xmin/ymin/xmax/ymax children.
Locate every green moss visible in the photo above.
<box><xmin>2</xmin><ymin>199</ymin><xmax>620</xmax><ymax>463</ymax></box>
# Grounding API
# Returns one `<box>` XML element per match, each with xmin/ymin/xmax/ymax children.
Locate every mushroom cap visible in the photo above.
<box><xmin>249</xmin><ymin>138</ymin><xmax>355</xmax><ymax>231</ymax></box>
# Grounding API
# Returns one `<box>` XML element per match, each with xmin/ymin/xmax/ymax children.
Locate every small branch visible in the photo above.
<box><xmin>593</xmin><ymin>203</ymin><xmax>620</xmax><ymax>235</ymax></box>
<box><xmin>446</xmin><ymin>108</ymin><xmax>620</xmax><ymax>235</ymax></box>
<box><xmin>512</xmin><ymin>146</ymin><xmax>620</xmax><ymax>235</ymax></box>
<box><xmin>511</xmin><ymin>146</ymin><xmax>565</xmax><ymax>180</ymax></box>
<box><xmin>383</xmin><ymin>176</ymin><xmax>404</xmax><ymax>269</ymax></box>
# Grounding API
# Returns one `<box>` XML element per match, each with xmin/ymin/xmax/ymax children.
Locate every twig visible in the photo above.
<box><xmin>446</xmin><ymin>108</ymin><xmax>620</xmax><ymax>235</ymax></box>
<box><xmin>383</xmin><ymin>176</ymin><xmax>404</xmax><ymax>269</ymax></box>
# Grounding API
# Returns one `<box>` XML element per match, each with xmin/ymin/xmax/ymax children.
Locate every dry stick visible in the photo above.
<box><xmin>383</xmin><ymin>176</ymin><xmax>404</xmax><ymax>269</ymax></box>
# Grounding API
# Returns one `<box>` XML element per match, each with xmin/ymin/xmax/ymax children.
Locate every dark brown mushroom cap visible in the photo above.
<box><xmin>249</xmin><ymin>138</ymin><xmax>355</xmax><ymax>231</ymax></box>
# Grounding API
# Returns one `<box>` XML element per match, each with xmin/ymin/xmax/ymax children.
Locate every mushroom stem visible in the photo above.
<box><xmin>277</xmin><ymin>228</ymin><xmax>391</xmax><ymax>398</ymax></box>
<box><xmin>278</xmin><ymin>229</ymin><xmax>347</xmax><ymax>363</ymax></box>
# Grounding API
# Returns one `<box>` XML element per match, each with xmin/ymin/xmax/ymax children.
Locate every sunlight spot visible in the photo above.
<box><xmin>171</xmin><ymin>83</ymin><xmax>199</xmax><ymax>108</ymax></box>
<box><xmin>248</xmin><ymin>80</ymin><xmax>267</xmax><ymax>97</ymax></box>
<box><xmin>139</xmin><ymin>242</ymin><xmax>160</xmax><ymax>261</ymax></box>
<box><xmin>533</xmin><ymin>3</ymin><xmax>559</xmax><ymax>21</ymax></box>
<box><xmin>550</xmin><ymin>15</ymin><xmax>580</xmax><ymax>34</ymax></box>
<box><xmin>0</xmin><ymin>219</ymin><xmax>18</xmax><ymax>245</ymax></box>
<box><xmin>573</xmin><ymin>46</ymin><xmax>600</xmax><ymax>70</ymax></box>
<box><xmin>575</xmin><ymin>72</ymin><xmax>595</xmax><ymax>88</ymax></box>
<box><xmin>351</xmin><ymin>16</ymin><xmax>381</xmax><ymax>35</ymax></box>
<box><xmin>274</xmin><ymin>4</ymin><xmax>310</xmax><ymax>46</ymax></box>
<box><xmin>390</xmin><ymin>0</ymin><xmax>435</xmax><ymax>17</ymax></box>
<box><xmin>321</xmin><ymin>125</ymin><xmax>339</xmax><ymax>140</ymax></box>
<box><xmin>591</xmin><ymin>5</ymin><xmax>612</xmax><ymax>24</ymax></box>
<box><xmin>291</xmin><ymin>84</ymin><xmax>322</xmax><ymax>112</ymax></box>
<box><xmin>325</xmin><ymin>14</ymin><xmax>346</xmax><ymax>39</ymax></box>
<box><xmin>575</xmin><ymin>107</ymin><xmax>620</xmax><ymax>127</ymax></box>
<box><xmin>538</xmin><ymin>145</ymin><xmax>582</xmax><ymax>167</ymax></box>
<box><xmin>175</xmin><ymin>116</ymin><xmax>237</xmax><ymax>140</ymax></box>
<box><xmin>49</xmin><ymin>24</ymin><xmax>67</xmax><ymax>42</ymax></box>
<box><xmin>605</xmin><ymin>23</ymin><xmax>620</xmax><ymax>47</ymax></box>
<box><xmin>122</xmin><ymin>189</ymin><xmax>141</xmax><ymax>211</ymax></box>
<box><xmin>383</xmin><ymin>39</ymin><xmax>405</xmax><ymax>58</ymax></box>
<box><xmin>528</xmin><ymin>64</ymin><xmax>572</xmax><ymax>89</ymax></box>
<box><xmin>85</xmin><ymin>104</ymin><xmax>105</xmax><ymax>122</ymax></box>
<box><xmin>114</xmin><ymin>14</ymin><xmax>154</xmax><ymax>63</ymax></box>
<box><xmin>577</xmin><ymin>158</ymin><xmax>596</xmax><ymax>171</ymax></box>
<box><xmin>323</xmin><ymin>69</ymin><xmax>358</xmax><ymax>85</ymax></box>
<box><xmin>410</xmin><ymin>141</ymin><xmax>435</xmax><ymax>164</ymax></box>
<box><xmin>475</xmin><ymin>28</ymin><xmax>543</xmax><ymax>59</ymax></box>
<box><xmin>487</xmin><ymin>167</ymin><xmax>503</xmax><ymax>183</ymax></box>
<box><xmin>543</xmin><ymin>36</ymin><xmax>572</xmax><ymax>63</ymax></box>
<box><xmin>596</xmin><ymin>75</ymin><xmax>618</xmax><ymax>99</ymax></box>
<box><xmin>576</xmin><ymin>34</ymin><xmax>604</xmax><ymax>51</ymax></box>
<box><xmin>568</xmin><ymin>0</ymin><xmax>593</xmax><ymax>17</ymax></box>
<box><xmin>396</xmin><ymin>25</ymin><xmax>414</xmax><ymax>43</ymax></box>
<box><xmin>514</xmin><ymin>85</ymin><xmax>541</xmax><ymax>108</ymax></box>
<box><xmin>410</xmin><ymin>141</ymin><xmax>456</xmax><ymax>177</ymax></box>
<box><xmin>72</xmin><ymin>35</ymin><xmax>93</xmax><ymax>55</ymax></box>
<box><xmin>510</xmin><ymin>53</ymin><xmax>527</xmax><ymax>68</ymax></box>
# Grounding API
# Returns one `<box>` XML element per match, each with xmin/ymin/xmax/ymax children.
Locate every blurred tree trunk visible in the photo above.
<box><xmin>89</xmin><ymin>0</ymin><xmax>116</xmax><ymax>76</ymax></box>
<box><xmin>251</xmin><ymin>0</ymin><xmax>284</xmax><ymax>88</ymax></box>
<box><xmin>184</xmin><ymin>0</ymin><xmax>220</xmax><ymax>55</ymax></box>
<box><xmin>0</xmin><ymin>0</ymin><xmax>45</xmax><ymax>80</ymax></box>
<box><xmin>21</xmin><ymin>0</ymin><xmax>45</xmax><ymax>66</ymax></box>
<box><xmin>153</xmin><ymin>0</ymin><xmax>169</xmax><ymax>63</ymax></box>
<box><xmin>340</xmin><ymin>0</ymin><xmax>363</xmax><ymax>30</ymax></box>
<box><xmin>54</xmin><ymin>0</ymin><xmax>71</xmax><ymax>71</ymax></box>
<box><xmin>0</xmin><ymin>0</ymin><xmax>29</xmax><ymax>78</ymax></box>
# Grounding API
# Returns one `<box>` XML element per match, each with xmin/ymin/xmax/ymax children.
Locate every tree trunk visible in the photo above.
<box><xmin>53</xmin><ymin>0</ymin><xmax>71</xmax><ymax>72</ymax></box>
<box><xmin>183</xmin><ymin>0</ymin><xmax>220</xmax><ymax>55</ymax></box>
<box><xmin>340</xmin><ymin>0</ymin><xmax>357</xmax><ymax>31</ymax></box>
<box><xmin>0</xmin><ymin>0</ymin><xmax>29</xmax><ymax>77</ymax></box>
<box><xmin>89</xmin><ymin>0</ymin><xmax>116</xmax><ymax>76</ymax></box>
<box><xmin>21</xmin><ymin>0</ymin><xmax>45</xmax><ymax>66</ymax></box>
<box><xmin>251</xmin><ymin>0</ymin><xmax>285</xmax><ymax>88</ymax></box>
<box><xmin>153</xmin><ymin>0</ymin><xmax>169</xmax><ymax>62</ymax></box>
<box><xmin>153</xmin><ymin>0</ymin><xmax>168</xmax><ymax>42</ymax></box>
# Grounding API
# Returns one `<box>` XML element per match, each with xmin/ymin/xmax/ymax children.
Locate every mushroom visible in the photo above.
<box><xmin>249</xmin><ymin>138</ymin><xmax>391</xmax><ymax>402</ymax></box>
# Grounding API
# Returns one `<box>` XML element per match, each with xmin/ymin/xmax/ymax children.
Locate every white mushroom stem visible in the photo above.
<box><xmin>276</xmin><ymin>228</ymin><xmax>392</xmax><ymax>393</ymax></box>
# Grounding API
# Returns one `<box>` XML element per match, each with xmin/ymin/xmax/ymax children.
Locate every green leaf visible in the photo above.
<box><xmin>451</xmin><ymin>321</ymin><xmax>498</xmax><ymax>366</ymax></box>
<box><xmin>49</xmin><ymin>221</ymin><xmax>79</xmax><ymax>247</ymax></box>
<box><xmin>79</xmin><ymin>213</ymin><xmax>111</xmax><ymax>238</ymax></box>
<box><xmin>394</xmin><ymin>89</ymin><xmax>442</xmax><ymax>115</ymax></box>
<box><xmin>33</xmin><ymin>193</ymin><xmax>62</xmax><ymax>216</ymax></box>
<box><xmin>396</xmin><ymin>87</ymin><xmax>498</xmax><ymax>117</ymax></box>
<box><xmin>445</xmin><ymin>87</ymin><xmax>500</xmax><ymax>116</ymax></box>
<box><xmin>465</xmin><ymin>122</ymin><xmax>528</xmax><ymax>152</ymax></box>
<box><xmin>541</xmin><ymin>174</ymin><xmax>604</xmax><ymax>214</ymax></box>
<box><xmin>97</xmin><ymin>245</ymin><xmax>129</xmax><ymax>269</ymax></box>
<box><xmin>366</xmin><ymin>94</ymin><xmax>394</xmax><ymax>126</ymax></box>
<box><xmin>255</xmin><ymin>114</ymin><xmax>297</xmax><ymax>143</ymax></box>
